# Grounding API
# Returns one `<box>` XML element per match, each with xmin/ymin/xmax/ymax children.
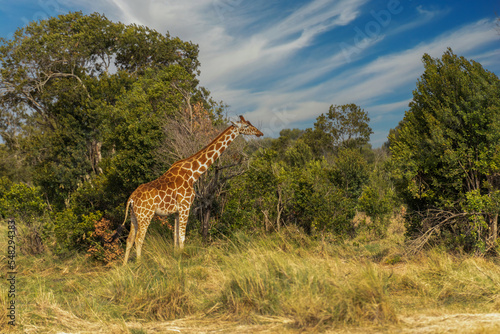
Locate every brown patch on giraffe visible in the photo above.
<box><xmin>197</xmin><ymin>154</ymin><xmax>207</xmax><ymax>165</ymax></box>
<box><xmin>191</xmin><ymin>160</ymin><xmax>200</xmax><ymax>171</ymax></box>
<box><xmin>173</xmin><ymin>178</ymin><xmax>181</xmax><ymax>188</ymax></box>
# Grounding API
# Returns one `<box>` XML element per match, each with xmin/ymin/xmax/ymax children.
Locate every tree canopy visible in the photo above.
<box><xmin>389</xmin><ymin>48</ymin><xmax>500</xmax><ymax>253</ymax></box>
<box><xmin>303</xmin><ymin>103</ymin><xmax>373</xmax><ymax>158</ymax></box>
<box><xmin>0</xmin><ymin>12</ymin><xmax>206</xmax><ymax>210</ymax></box>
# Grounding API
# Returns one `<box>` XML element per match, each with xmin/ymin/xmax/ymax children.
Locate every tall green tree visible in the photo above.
<box><xmin>304</xmin><ymin>103</ymin><xmax>373</xmax><ymax>157</ymax></box>
<box><xmin>389</xmin><ymin>48</ymin><xmax>500</xmax><ymax>253</ymax></box>
<box><xmin>0</xmin><ymin>12</ymin><xmax>202</xmax><ymax>209</ymax></box>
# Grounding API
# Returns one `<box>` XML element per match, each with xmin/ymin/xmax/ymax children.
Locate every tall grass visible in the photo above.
<box><xmin>95</xmin><ymin>230</ymin><xmax>398</xmax><ymax>327</ymax></box>
<box><xmin>2</xmin><ymin>221</ymin><xmax>500</xmax><ymax>333</ymax></box>
<box><xmin>215</xmin><ymin>231</ymin><xmax>397</xmax><ymax>327</ymax></box>
<box><xmin>391</xmin><ymin>249</ymin><xmax>500</xmax><ymax>314</ymax></box>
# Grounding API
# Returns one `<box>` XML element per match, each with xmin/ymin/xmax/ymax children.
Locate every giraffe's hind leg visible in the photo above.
<box><xmin>174</xmin><ymin>213</ymin><xmax>180</xmax><ymax>248</ymax></box>
<box><xmin>123</xmin><ymin>207</ymin><xmax>138</xmax><ymax>265</ymax></box>
<box><xmin>134</xmin><ymin>212</ymin><xmax>154</xmax><ymax>260</ymax></box>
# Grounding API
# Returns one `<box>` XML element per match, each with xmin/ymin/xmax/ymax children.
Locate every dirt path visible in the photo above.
<box><xmin>334</xmin><ymin>313</ymin><xmax>500</xmax><ymax>334</ymax></box>
<box><xmin>399</xmin><ymin>313</ymin><xmax>500</xmax><ymax>334</ymax></box>
<box><xmin>133</xmin><ymin>313</ymin><xmax>500</xmax><ymax>334</ymax></box>
<box><xmin>18</xmin><ymin>312</ymin><xmax>500</xmax><ymax>333</ymax></box>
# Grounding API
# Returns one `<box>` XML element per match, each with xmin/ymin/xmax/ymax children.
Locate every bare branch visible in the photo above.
<box><xmin>405</xmin><ymin>210</ymin><xmax>481</xmax><ymax>256</ymax></box>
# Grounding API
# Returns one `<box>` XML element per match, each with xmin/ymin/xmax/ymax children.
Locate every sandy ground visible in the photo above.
<box><xmin>18</xmin><ymin>312</ymin><xmax>499</xmax><ymax>334</ymax></box>
<box><xmin>398</xmin><ymin>313</ymin><xmax>500</xmax><ymax>334</ymax></box>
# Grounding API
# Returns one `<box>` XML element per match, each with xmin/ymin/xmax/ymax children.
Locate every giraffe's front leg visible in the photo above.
<box><xmin>174</xmin><ymin>190</ymin><xmax>194</xmax><ymax>249</ymax></box>
<box><xmin>177</xmin><ymin>207</ymin><xmax>190</xmax><ymax>249</ymax></box>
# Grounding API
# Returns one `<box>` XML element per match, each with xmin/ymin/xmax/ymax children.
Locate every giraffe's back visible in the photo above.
<box><xmin>129</xmin><ymin>168</ymin><xmax>193</xmax><ymax>217</ymax></box>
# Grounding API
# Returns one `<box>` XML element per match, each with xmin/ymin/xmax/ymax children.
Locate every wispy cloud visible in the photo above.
<box><xmin>66</xmin><ymin>0</ymin><xmax>500</xmax><ymax>146</ymax></box>
<box><xmin>199</xmin><ymin>0</ymin><xmax>368</xmax><ymax>87</ymax></box>
<box><xmin>233</xmin><ymin>18</ymin><xmax>500</xmax><ymax>143</ymax></box>
<box><xmin>388</xmin><ymin>5</ymin><xmax>447</xmax><ymax>36</ymax></box>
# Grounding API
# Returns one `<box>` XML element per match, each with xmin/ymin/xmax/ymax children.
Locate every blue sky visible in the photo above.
<box><xmin>1</xmin><ymin>0</ymin><xmax>499</xmax><ymax>146</ymax></box>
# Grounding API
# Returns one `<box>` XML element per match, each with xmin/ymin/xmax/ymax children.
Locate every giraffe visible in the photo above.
<box><xmin>116</xmin><ymin>115</ymin><xmax>263</xmax><ymax>264</ymax></box>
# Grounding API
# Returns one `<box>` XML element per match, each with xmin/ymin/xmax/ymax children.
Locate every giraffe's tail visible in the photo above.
<box><xmin>107</xmin><ymin>198</ymin><xmax>132</xmax><ymax>244</ymax></box>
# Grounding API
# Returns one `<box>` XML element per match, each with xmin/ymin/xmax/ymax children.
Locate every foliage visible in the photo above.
<box><xmin>220</xmin><ymin>149</ymin><xmax>284</xmax><ymax>232</ymax></box>
<box><xmin>0</xmin><ymin>177</ymin><xmax>46</xmax><ymax>221</ymax></box>
<box><xmin>329</xmin><ymin>147</ymin><xmax>370</xmax><ymax>198</ymax></box>
<box><xmin>357</xmin><ymin>148</ymin><xmax>397</xmax><ymax>237</ymax></box>
<box><xmin>389</xmin><ymin>48</ymin><xmax>500</xmax><ymax>252</ymax></box>
<box><xmin>292</xmin><ymin>159</ymin><xmax>357</xmax><ymax>235</ymax></box>
<box><xmin>49</xmin><ymin>208</ymin><xmax>103</xmax><ymax>255</ymax></box>
<box><xmin>0</xmin><ymin>177</ymin><xmax>47</xmax><ymax>254</ymax></box>
<box><xmin>321</xmin><ymin>103</ymin><xmax>373</xmax><ymax>148</ymax></box>
<box><xmin>357</xmin><ymin>186</ymin><xmax>394</xmax><ymax>237</ymax></box>
<box><xmin>303</xmin><ymin>103</ymin><xmax>373</xmax><ymax>157</ymax></box>
<box><xmin>221</xmin><ymin>147</ymin><xmax>359</xmax><ymax>237</ymax></box>
<box><xmin>0</xmin><ymin>143</ymin><xmax>31</xmax><ymax>183</ymax></box>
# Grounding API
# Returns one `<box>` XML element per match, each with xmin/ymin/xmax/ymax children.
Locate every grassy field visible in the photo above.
<box><xmin>1</xmin><ymin>216</ymin><xmax>500</xmax><ymax>333</ymax></box>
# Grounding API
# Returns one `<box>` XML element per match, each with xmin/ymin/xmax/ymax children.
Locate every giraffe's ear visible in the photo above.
<box><xmin>231</xmin><ymin>121</ymin><xmax>242</xmax><ymax>128</ymax></box>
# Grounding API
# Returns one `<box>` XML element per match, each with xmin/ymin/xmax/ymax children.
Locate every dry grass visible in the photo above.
<box><xmin>1</xmin><ymin>214</ymin><xmax>500</xmax><ymax>333</ymax></box>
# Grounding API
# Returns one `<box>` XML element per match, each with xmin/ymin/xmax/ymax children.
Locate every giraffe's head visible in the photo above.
<box><xmin>232</xmin><ymin>115</ymin><xmax>264</xmax><ymax>137</ymax></box>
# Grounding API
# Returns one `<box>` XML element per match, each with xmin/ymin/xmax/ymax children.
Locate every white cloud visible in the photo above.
<box><xmin>67</xmin><ymin>1</ymin><xmax>500</xmax><ymax>144</ymax></box>
<box><xmin>230</xmin><ymin>18</ymin><xmax>500</xmax><ymax>141</ymax></box>
<box><xmin>305</xmin><ymin>19</ymin><xmax>498</xmax><ymax>112</ymax></box>
<box><xmin>198</xmin><ymin>0</ymin><xmax>368</xmax><ymax>87</ymax></box>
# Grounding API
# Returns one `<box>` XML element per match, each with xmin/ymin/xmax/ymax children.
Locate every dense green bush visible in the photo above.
<box><xmin>0</xmin><ymin>177</ymin><xmax>48</xmax><ymax>254</ymax></box>
<box><xmin>389</xmin><ymin>49</ymin><xmax>500</xmax><ymax>253</ymax></box>
<box><xmin>0</xmin><ymin>177</ymin><xmax>47</xmax><ymax>220</ymax></box>
<box><xmin>220</xmin><ymin>148</ymin><xmax>361</xmax><ymax>237</ymax></box>
<box><xmin>49</xmin><ymin>209</ymin><xmax>103</xmax><ymax>255</ymax></box>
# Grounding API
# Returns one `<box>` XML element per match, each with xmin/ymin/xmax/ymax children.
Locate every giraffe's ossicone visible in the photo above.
<box><xmin>117</xmin><ymin>115</ymin><xmax>263</xmax><ymax>264</ymax></box>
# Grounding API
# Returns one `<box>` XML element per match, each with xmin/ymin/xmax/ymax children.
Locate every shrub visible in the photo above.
<box><xmin>87</xmin><ymin>218</ymin><xmax>124</xmax><ymax>264</ymax></box>
<box><xmin>50</xmin><ymin>209</ymin><xmax>102</xmax><ymax>255</ymax></box>
<box><xmin>0</xmin><ymin>177</ymin><xmax>47</xmax><ymax>254</ymax></box>
<box><xmin>0</xmin><ymin>177</ymin><xmax>47</xmax><ymax>220</ymax></box>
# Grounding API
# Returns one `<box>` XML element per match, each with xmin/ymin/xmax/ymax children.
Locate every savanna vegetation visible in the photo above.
<box><xmin>1</xmin><ymin>12</ymin><xmax>500</xmax><ymax>333</ymax></box>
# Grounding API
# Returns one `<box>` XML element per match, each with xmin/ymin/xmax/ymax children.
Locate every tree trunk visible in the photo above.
<box><xmin>276</xmin><ymin>189</ymin><xmax>282</xmax><ymax>232</ymax></box>
<box><xmin>89</xmin><ymin>140</ymin><xmax>103</xmax><ymax>174</ymax></box>
<box><xmin>488</xmin><ymin>213</ymin><xmax>498</xmax><ymax>249</ymax></box>
<box><xmin>262</xmin><ymin>210</ymin><xmax>271</xmax><ymax>232</ymax></box>
<box><xmin>202</xmin><ymin>208</ymin><xmax>211</xmax><ymax>243</ymax></box>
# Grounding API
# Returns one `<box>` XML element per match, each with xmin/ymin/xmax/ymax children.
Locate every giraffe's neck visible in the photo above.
<box><xmin>180</xmin><ymin>125</ymin><xmax>240</xmax><ymax>182</ymax></box>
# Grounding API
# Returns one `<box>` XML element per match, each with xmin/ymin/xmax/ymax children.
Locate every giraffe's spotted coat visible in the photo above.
<box><xmin>121</xmin><ymin>116</ymin><xmax>263</xmax><ymax>264</ymax></box>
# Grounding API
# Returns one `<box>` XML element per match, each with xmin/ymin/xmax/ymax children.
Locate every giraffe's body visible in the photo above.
<box><xmin>120</xmin><ymin>116</ymin><xmax>263</xmax><ymax>264</ymax></box>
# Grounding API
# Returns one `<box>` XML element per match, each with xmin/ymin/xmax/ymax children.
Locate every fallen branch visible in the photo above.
<box><xmin>405</xmin><ymin>210</ymin><xmax>476</xmax><ymax>256</ymax></box>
